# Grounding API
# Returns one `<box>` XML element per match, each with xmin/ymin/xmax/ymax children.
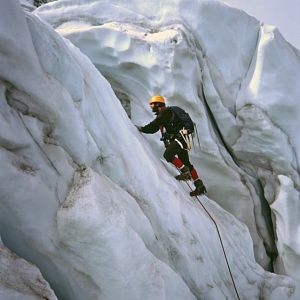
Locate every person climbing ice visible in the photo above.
<box><xmin>136</xmin><ymin>95</ymin><xmax>207</xmax><ymax>196</ymax></box>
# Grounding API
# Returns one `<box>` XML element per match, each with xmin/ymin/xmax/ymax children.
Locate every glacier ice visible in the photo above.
<box><xmin>0</xmin><ymin>236</ymin><xmax>57</xmax><ymax>300</ymax></box>
<box><xmin>1</xmin><ymin>0</ymin><xmax>300</xmax><ymax>299</ymax></box>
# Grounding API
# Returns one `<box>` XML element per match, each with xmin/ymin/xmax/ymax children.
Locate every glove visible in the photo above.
<box><xmin>135</xmin><ymin>125</ymin><xmax>143</xmax><ymax>132</ymax></box>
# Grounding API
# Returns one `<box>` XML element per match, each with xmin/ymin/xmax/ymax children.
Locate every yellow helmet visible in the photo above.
<box><xmin>149</xmin><ymin>95</ymin><xmax>165</xmax><ymax>105</ymax></box>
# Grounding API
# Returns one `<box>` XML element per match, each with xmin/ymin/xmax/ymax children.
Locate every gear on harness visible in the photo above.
<box><xmin>179</xmin><ymin>128</ymin><xmax>192</xmax><ymax>151</ymax></box>
<box><xmin>160</xmin><ymin>130</ymin><xmax>192</xmax><ymax>151</ymax></box>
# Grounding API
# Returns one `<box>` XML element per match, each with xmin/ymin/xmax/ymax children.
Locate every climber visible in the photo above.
<box><xmin>136</xmin><ymin>95</ymin><xmax>207</xmax><ymax>196</ymax></box>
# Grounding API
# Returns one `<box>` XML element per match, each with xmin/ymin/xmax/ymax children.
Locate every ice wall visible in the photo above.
<box><xmin>35</xmin><ymin>0</ymin><xmax>300</xmax><ymax>279</ymax></box>
<box><xmin>0</xmin><ymin>237</ymin><xmax>57</xmax><ymax>300</ymax></box>
<box><xmin>1</xmin><ymin>0</ymin><xmax>300</xmax><ymax>299</ymax></box>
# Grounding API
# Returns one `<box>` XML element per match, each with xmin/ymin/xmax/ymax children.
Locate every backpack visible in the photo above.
<box><xmin>169</xmin><ymin>106</ymin><xmax>194</xmax><ymax>133</ymax></box>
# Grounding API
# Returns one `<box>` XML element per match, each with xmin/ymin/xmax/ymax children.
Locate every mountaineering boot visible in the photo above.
<box><xmin>190</xmin><ymin>179</ymin><xmax>207</xmax><ymax>196</ymax></box>
<box><xmin>175</xmin><ymin>166</ymin><xmax>191</xmax><ymax>181</ymax></box>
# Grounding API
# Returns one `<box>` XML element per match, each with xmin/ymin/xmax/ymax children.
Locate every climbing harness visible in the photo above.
<box><xmin>161</xmin><ymin>129</ymin><xmax>192</xmax><ymax>151</ymax></box>
<box><xmin>184</xmin><ymin>180</ymin><xmax>241</xmax><ymax>300</ymax></box>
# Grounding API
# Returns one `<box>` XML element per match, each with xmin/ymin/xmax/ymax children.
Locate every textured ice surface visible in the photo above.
<box><xmin>1</xmin><ymin>0</ymin><xmax>300</xmax><ymax>299</ymax></box>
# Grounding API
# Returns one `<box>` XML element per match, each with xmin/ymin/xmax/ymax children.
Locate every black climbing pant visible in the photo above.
<box><xmin>163</xmin><ymin>140</ymin><xmax>193</xmax><ymax>170</ymax></box>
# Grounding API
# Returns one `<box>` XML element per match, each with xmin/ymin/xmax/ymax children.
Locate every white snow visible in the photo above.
<box><xmin>1</xmin><ymin>0</ymin><xmax>300</xmax><ymax>299</ymax></box>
